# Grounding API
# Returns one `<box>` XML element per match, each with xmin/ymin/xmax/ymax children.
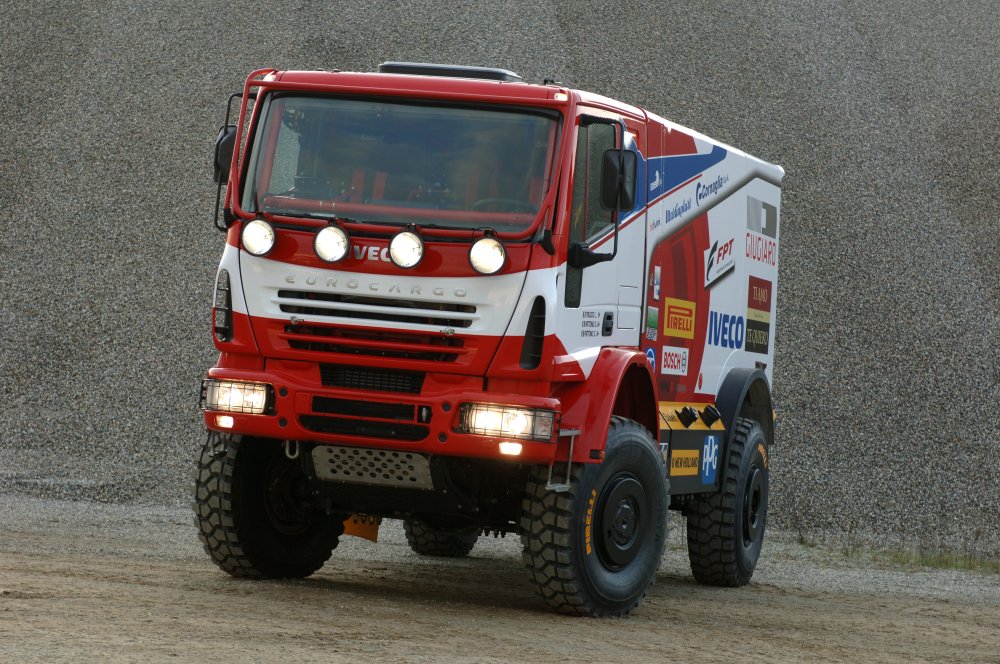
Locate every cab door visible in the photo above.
<box><xmin>557</xmin><ymin>113</ymin><xmax>645</xmax><ymax>370</ymax></box>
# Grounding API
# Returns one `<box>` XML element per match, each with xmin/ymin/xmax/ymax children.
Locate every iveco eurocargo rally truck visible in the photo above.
<box><xmin>195</xmin><ymin>62</ymin><xmax>783</xmax><ymax>617</ymax></box>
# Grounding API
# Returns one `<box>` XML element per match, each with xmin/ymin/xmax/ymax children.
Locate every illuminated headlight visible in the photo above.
<box><xmin>241</xmin><ymin>218</ymin><xmax>275</xmax><ymax>256</ymax></box>
<box><xmin>459</xmin><ymin>404</ymin><xmax>557</xmax><ymax>442</ymax></box>
<box><xmin>314</xmin><ymin>224</ymin><xmax>350</xmax><ymax>262</ymax></box>
<box><xmin>469</xmin><ymin>236</ymin><xmax>506</xmax><ymax>274</ymax></box>
<box><xmin>389</xmin><ymin>229</ymin><xmax>424</xmax><ymax>269</ymax></box>
<box><xmin>201</xmin><ymin>379</ymin><xmax>273</xmax><ymax>415</ymax></box>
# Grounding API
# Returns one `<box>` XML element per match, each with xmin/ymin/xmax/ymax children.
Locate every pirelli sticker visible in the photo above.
<box><xmin>746</xmin><ymin>276</ymin><xmax>772</xmax><ymax>354</ymax></box>
<box><xmin>664</xmin><ymin>297</ymin><xmax>696</xmax><ymax>339</ymax></box>
<box><xmin>670</xmin><ymin>449</ymin><xmax>700</xmax><ymax>476</ymax></box>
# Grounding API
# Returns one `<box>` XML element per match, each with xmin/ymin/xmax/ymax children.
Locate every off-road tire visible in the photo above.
<box><xmin>403</xmin><ymin>520</ymin><xmax>479</xmax><ymax>557</ymax></box>
<box><xmin>520</xmin><ymin>417</ymin><xmax>669</xmax><ymax>617</ymax></box>
<box><xmin>193</xmin><ymin>432</ymin><xmax>344</xmax><ymax>579</ymax></box>
<box><xmin>687</xmin><ymin>417</ymin><xmax>769</xmax><ymax>586</ymax></box>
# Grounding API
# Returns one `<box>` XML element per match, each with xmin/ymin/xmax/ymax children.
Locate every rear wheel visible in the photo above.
<box><xmin>193</xmin><ymin>433</ymin><xmax>344</xmax><ymax>579</ymax></box>
<box><xmin>686</xmin><ymin>417</ymin><xmax>769</xmax><ymax>586</ymax></box>
<box><xmin>520</xmin><ymin>417</ymin><xmax>669</xmax><ymax>616</ymax></box>
<box><xmin>403</xmin><ymin>520</ymin><xmax>479</xmax><ymax>558</ymax></box>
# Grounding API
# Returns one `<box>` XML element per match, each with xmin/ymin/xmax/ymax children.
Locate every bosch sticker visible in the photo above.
<box><xmin>701</xmin><ymin>435</ymin><xmax>718</xmax><ymax>485</ymax></box>
<box><xmin>660</xmin><ymin>345</ymin><xmax>689</xmax><ymax>376</ymax></box>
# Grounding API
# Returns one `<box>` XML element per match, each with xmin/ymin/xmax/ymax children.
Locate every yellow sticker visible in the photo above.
<box><xmin>584</xmin><ymin>489</ymin><xmax>596</xmax><ymax>555</ymax></box>
<box><xmin>758</xmin><ymin>443</ymin><xmax>769</xmax><ymax>470</ymax></box>
<box><xmin>670</xmin><ymin>449</ymin><xmax>700</xmax><ymax>476</ymax></box>
<box><xmin>664</xmin><ymin>298</ymin><xmax>696</xmax><ymax>339</ymax></box>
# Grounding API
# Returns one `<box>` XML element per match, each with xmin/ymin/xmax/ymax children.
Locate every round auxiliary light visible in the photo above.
<box><xmin>469</xmin><ymin>236</ymin><xmax>506</xmax><ymax>275</ymax></box>
<box><xmin>314</xmin><ymin>224</ymin><xmax>351</xmax><ymax>263</ymax></box>
<box><xmin>389</xmin><ymin>229</ymin><xmax>424</xmax><ymax>269</ymax></box>
<box><xmin>241</xmin><ymin>218</ymin><xmax>275</xmax><ymax>256</ymax></box>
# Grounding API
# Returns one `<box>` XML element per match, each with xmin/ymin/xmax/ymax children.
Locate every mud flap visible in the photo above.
<box><xmin>343</xmin><ymin>514</ymin><xmax>382</xmax><ymax>542</ymax></box>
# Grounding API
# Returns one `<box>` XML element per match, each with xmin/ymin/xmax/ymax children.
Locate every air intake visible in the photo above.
<box><xmin>378</xmin><ymin>61</ymin><xmax>522</xmax><ymax>82</ymax></box>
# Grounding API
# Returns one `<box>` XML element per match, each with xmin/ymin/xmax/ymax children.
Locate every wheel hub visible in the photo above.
<box><xmin>743</xmin><ymin>465</ymin><xmax>764</xmax><ymax>546</ymax></box>
<box><xmin>597</xmin><ymin>475</ymin><xmax>647</xmax><ymax>569</ymax></box>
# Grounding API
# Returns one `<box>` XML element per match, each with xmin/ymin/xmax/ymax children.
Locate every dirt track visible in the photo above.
<box><xmin>1</xmin><ymin>500</ymin><xmax>997</xmax><ymax>663</ymax></box>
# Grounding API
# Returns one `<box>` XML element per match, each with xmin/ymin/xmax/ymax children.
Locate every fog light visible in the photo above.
<box><xmin>201</xmin><ymin>379</ymin><xmax>273</xmax><ymax>414</ymax></box>
<box><xmin>216</xmin><ymin>415</ymin><xmax>234</xmax><ymax>429</ymax></box>
<box><xmin>459</xmin><ymin>403</ymin><xmax>556</xmax><ymax>442</ymax></box>
<box><xmin>499</xmin><ymin>442</ymin><xmax>523</xmax><ymax>456</ymax></box>
<box><xmin>315</xmin><ymin>224</ymin><xmax>351</xmax><ymax>262</ymax></box>
<box><xmin>469</xmin><ymin>235</ymin><xmax>506</xmax><ymax>274</ymax></box>
<box><xmin>242</xmin><ymin>218</ymin><xmax>275</xmax><ymax>256</ymax></box>
<box><xmin>389</xmin><ymin>229</ymin><xmax>424</xmax><ymax>269</ymax></box>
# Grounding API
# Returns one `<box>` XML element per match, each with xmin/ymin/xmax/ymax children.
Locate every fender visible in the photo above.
<box><xmin>555</xmin><ymin>347</ymin><xmax>659</xmax><ymax>463</ymax></box>
<box><xmin>716</xmin><ymin>367</ymin><xmax>774</xmax><ymax>452</ymax></box>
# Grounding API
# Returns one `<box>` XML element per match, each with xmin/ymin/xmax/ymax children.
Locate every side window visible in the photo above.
<box><xmin>565</xmin><ymin>120</ymin><xmax>617</xmax><ymax>308</ymax></box>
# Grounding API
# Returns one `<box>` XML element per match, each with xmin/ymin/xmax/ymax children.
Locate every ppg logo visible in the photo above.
<box><xmin>701</xmin><ymin>435</ymin><xmax>718</xmax><ymax>485</ymax></box>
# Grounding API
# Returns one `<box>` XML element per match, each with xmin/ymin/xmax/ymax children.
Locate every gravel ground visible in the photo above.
<box><xmin>0</xmin><ymin>0</ymin><xmax>997</xmax><ymax>558</ymax></box>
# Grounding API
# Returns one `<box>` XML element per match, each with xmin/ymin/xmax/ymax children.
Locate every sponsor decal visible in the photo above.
<box><xmin>704</xmin><ymin>237</ymin><xmax>735</xmax><ymax>288</ymax></box>
<box><xmin>701</xmin><ymin>436</ymin><xmax>719</xmax><ymax>485</ymax></box>
<box><xmin>757</xmin><ymin>442</ymin><xmax>769</xmax><ymax>469</ymax></box>
<box><xmin>666</xmin><ymin>198</ymin><xmax>692</xmax><ymax>223</ymax></box>
<box><xmin>696</xmin><ymin>174</ymin><xmax>729</xmax><ymax>206</ymax></box>
<box><xmin>707</xmin><ymin>311</ymin><xmax>745</xmax><ymax>349</ymax></box>
<box><xmin>660</xmin><ymin>345</ymin><xmax>689</xmax><ymax>376</ymax></box>
<box><xmin>652</xmin><ymin>265</ymin><xmax>661</xmax><ymax>300</ymax></box>
<box><xmin>747</xmin><ymin>197</ymin><xmax>778</xmax><ymax>238</ymax></box>
<box><xmin>584</xmin><ymin>488</ymin><xmax>596</xmax><ymax>554</ymax></box>
<box><xmin>646</xmin><ymin>347</ymin><xmax>656</xmax><ymax>370</ymax></box>
<box><xmin>745</xmin><ymin>231</ymin><xmax>777</xmax><ymax>266</ymax></box>
<box><xmin>649</xmin><ymin>169</ymin><xmax>662</xmax><ymax>192</ymax></box>
<box><xmin>645</xmin><ymin>306</ymin><xmax>659</xmax><ymax>341</ymax></box>
<box><xmin>670</xmin><ymin>449</ymin><xmax>700</xmax><ymax>477</ymax></box>
<box><xmin>664</xmin><ymin>298</ymin><xmax>696</xmax><ymax>339</ymax></box>
<box><xmin>746</xmin><ymin>276</ymin><xmax>772</xmax><ymax>354</ymax></box>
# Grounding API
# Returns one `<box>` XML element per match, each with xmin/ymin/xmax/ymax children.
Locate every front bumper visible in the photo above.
<box><xmin>201</xmin><ymin>359</ymin><xmax>562</xmax><ymax>464</ymax></box>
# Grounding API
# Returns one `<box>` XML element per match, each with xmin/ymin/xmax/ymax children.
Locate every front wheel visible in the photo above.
<box><xmin>520</xmin><ymin>417</ymin><xmax>669</xmax><ymax>616</ymax></box>
<box><xmin>686</xmin><ymin>417</ymin><xmax>769</xmax><ymax>586</ymax></box>
<box><xmin>193</xmin><ymin>433</ymin><xmax>344</xmax><ymax>579</ymax></box>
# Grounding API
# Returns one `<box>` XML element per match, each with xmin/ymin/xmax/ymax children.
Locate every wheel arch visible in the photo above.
<box><xmin>716</xmin><ymin>367</ymin><xmax>774</xmax><ymax>447</ymax></box>
<box><xmin>557</xmin><ymin>347</ymin><xmax>659</xmax><ymax>462</ymax></box>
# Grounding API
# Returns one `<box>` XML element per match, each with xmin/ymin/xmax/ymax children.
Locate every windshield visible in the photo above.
<box><xmin>242</xmin><ymin>95</ymin><xmax>559</xmax><ymax>231</ymax></box>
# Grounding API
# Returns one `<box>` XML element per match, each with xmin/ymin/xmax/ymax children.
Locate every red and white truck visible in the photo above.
<box><xmin>195</xmin><ymin>62</ymin><xmax>783</xmax><ymax>616</ymax></box>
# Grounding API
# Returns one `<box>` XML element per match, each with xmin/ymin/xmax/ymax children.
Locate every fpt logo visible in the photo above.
<box><xmin>663</xmin><ymin>298</ymin><xmax>696</xmax><ymax>339</ymax></box>
<box><xmin>701</xmin><ymin>435</ymin><xmax>718</xmax><ymax>485</ymax></box>
<box><xmin>704</xmin><ymin>237</ymin><xmax>735</xmax><ymax>288</ymax></box>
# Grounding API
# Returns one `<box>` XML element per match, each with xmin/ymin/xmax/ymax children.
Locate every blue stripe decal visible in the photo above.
<box><xmin>646</xmin><ymin>145</ymin><xmax>728</xmax><ymax>202</ymax></box>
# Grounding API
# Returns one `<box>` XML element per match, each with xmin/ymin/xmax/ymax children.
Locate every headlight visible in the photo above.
<box><xmin>389</xmin><ymin>229</ymin><xmax>424</xmax><ymax>269</ymax></box>
<box><xmin>241</xmin><ymin>218</ymin><xmax>276</xmax><ymax>256</ymax></box>
<box><xmin>469</xmin><ymin>236</ymin><xmax>506</xmax><ymax>274</ymax></box>
<box><xmin>459</xmin><ymin>403</ymin><xmax>557</xmax><ymax>442</ymax></box>
<box><xmin>201</xmin><ymin>379</ymin><xmax>273</xmax><ymax>414</ymax></box>
<box><xmin>314</xmin><ymin>224</ymin><xmax>351</xmax><ymax>262</ymax></box>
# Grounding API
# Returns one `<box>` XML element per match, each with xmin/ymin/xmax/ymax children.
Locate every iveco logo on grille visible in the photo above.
<box><xmin>284</xmin><ymin>274</ymin><xmax>467</xmax><ymax>298</ymax></box>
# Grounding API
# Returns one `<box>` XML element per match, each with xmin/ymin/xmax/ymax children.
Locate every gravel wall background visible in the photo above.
<box><xmin>1</xmin><ymin>1</ymin><xmax>997</xmax><ymax>556</ymax></box>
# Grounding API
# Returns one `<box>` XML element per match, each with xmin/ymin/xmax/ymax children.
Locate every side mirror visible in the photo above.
<box><xmin>213</xmin><ymin>125</ymin><xmax>237</xmax><ymax>185</ymax></box>
<box><xmin>600</xmin><ymin>149</ymin><xmax>637</xmax><ymax>211</ymax></box>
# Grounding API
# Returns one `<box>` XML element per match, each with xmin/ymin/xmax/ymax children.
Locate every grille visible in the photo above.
<box><xmin>300</xmin><ymin>415</ymin><xmax>429</xmax><ymax>441</ymax></box>
<box><xmin>277</xmin><ymin>289</ymin><xmax>476</xmax><ymax>328</ymax></box>
<box><xmin>320</xmin><ymin>365</ymin><xmax>425</xmax><ymax>394</ymax></box>
<box><xmin>283</xmin><ymin>324</ymin><xmax>464</xmax><ymax>362</ymax></box>
<box><xmin>312</xmin><ymin>445</ymin><xmax>434</xmax><ymax>490</ymax></box>
<box><xmin>312</xmin><ymin>396</ymin><xmax>415</xmax><ymax>421</ymax></box>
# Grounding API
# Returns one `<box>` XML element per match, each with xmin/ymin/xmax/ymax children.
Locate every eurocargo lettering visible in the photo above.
<box><xmin>195</xmin><ymin>62</ymin><xmax>784</xmax><ymax>617</ymax></box>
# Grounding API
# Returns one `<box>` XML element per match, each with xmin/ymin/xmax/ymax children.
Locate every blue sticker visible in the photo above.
<box><xmin>645</xmin><ymin>348</ymin><xmax>656</xmax><ymax>370</ymax></box>
<box><xmin>701</xmin><ymin>435</ymin><xmax>718</xmax><ymax>485</ymax></box>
